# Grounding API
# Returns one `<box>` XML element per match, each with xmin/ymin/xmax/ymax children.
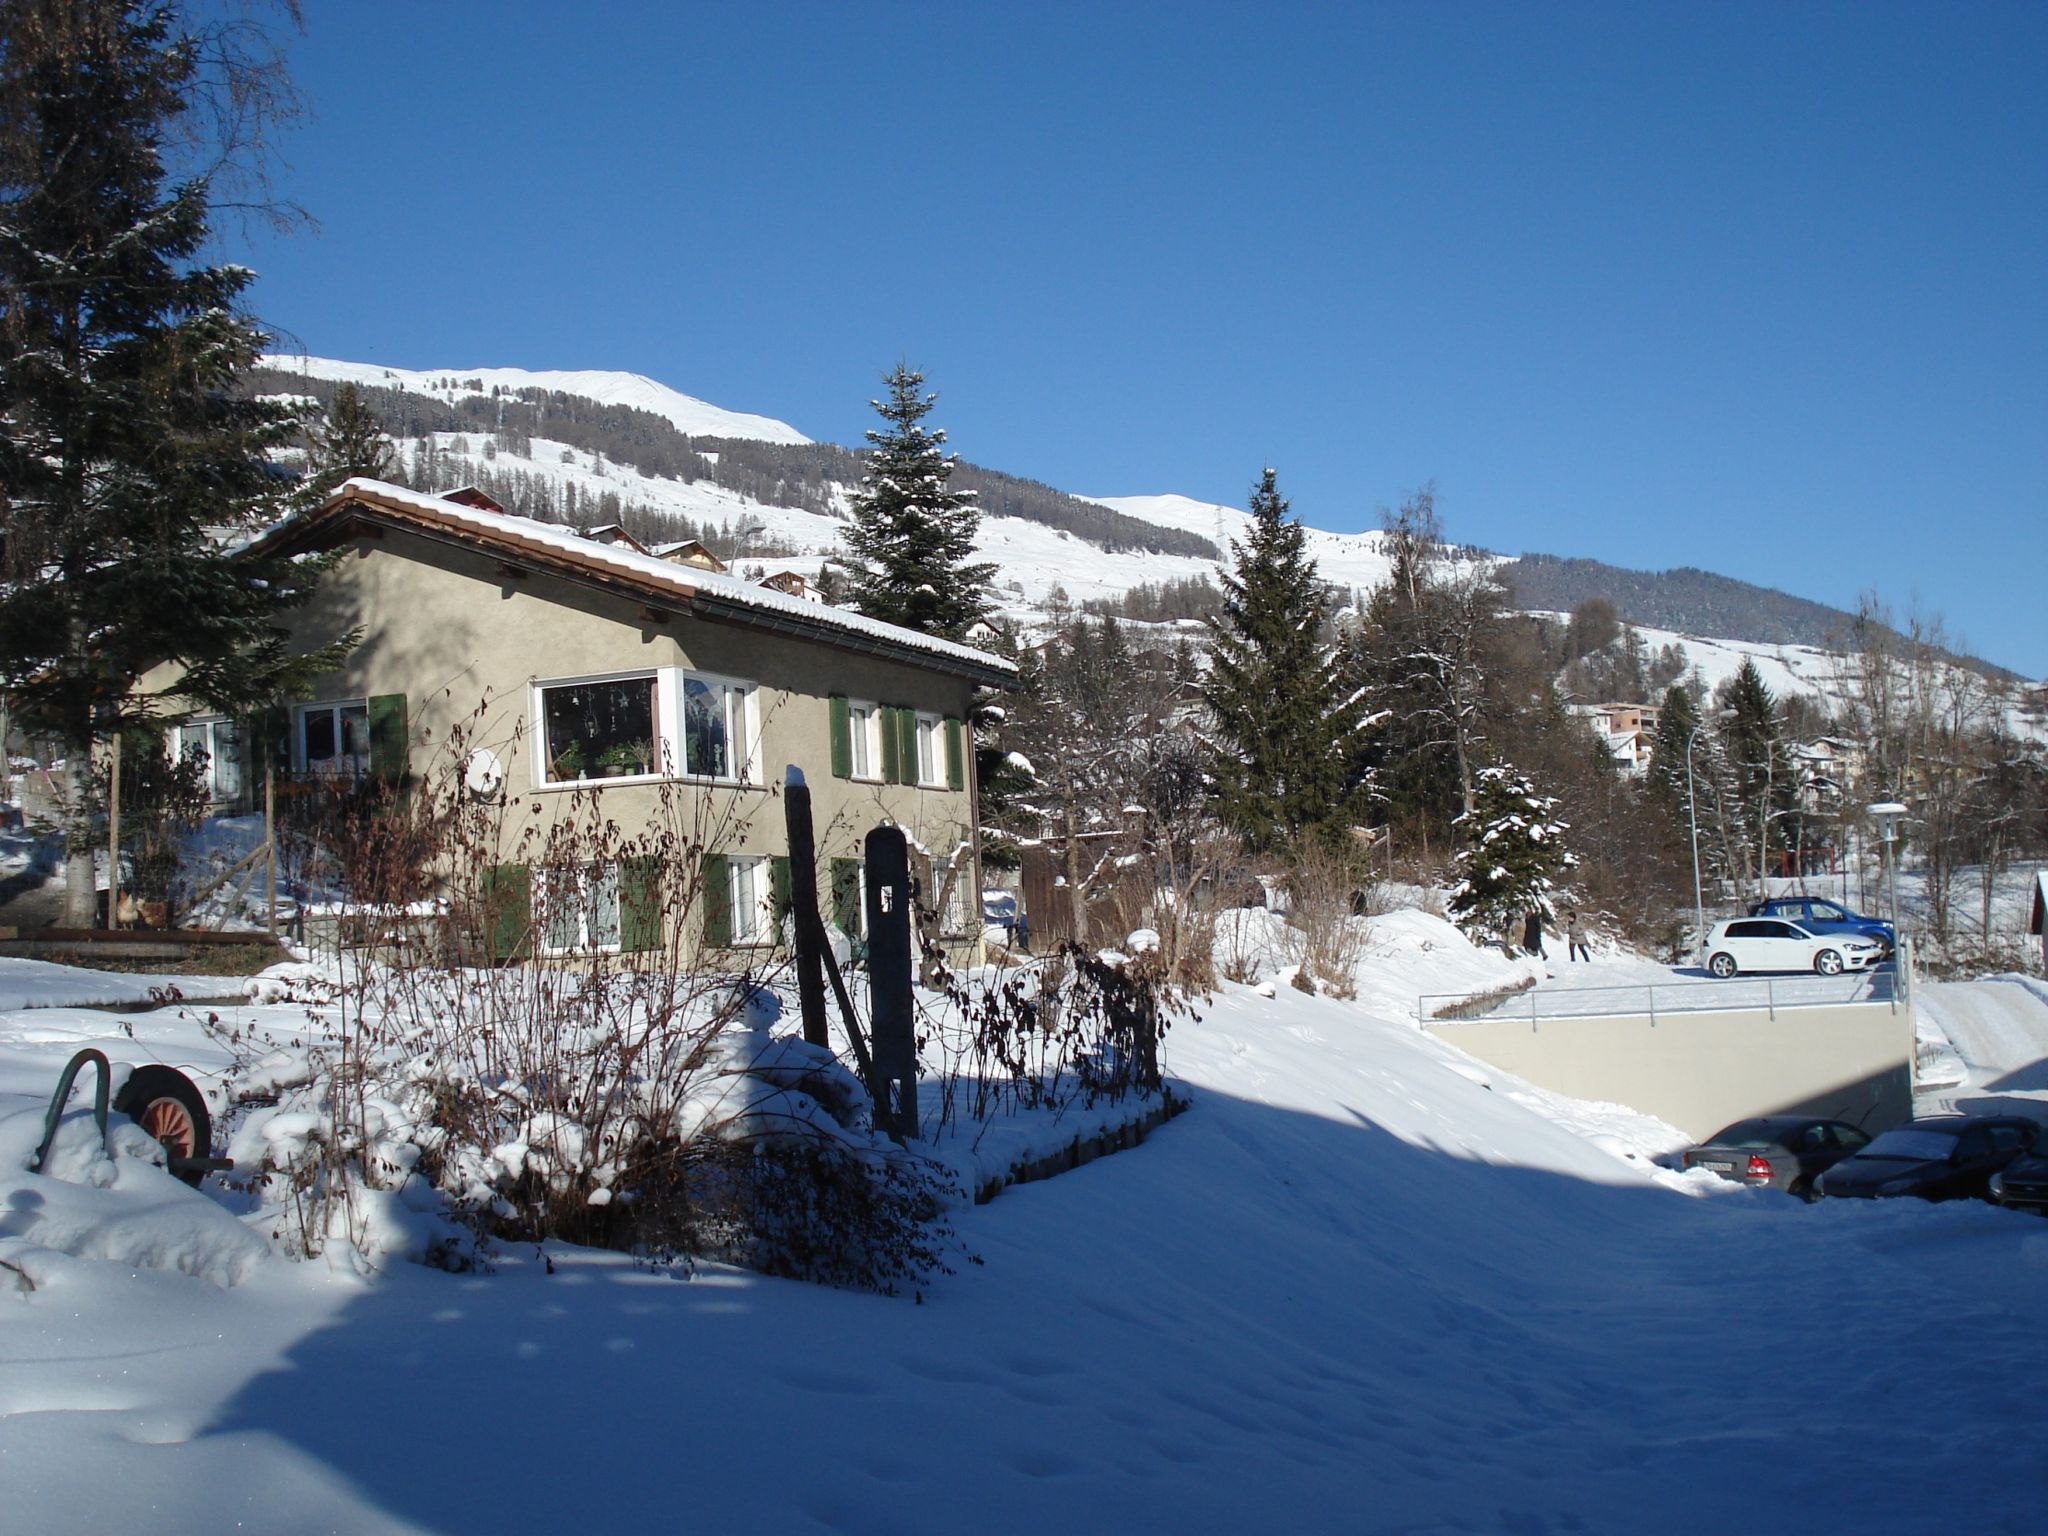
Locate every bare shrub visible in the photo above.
<box><xmin>220</xmin><ymin>707</ymin><xmax>955</xmax><ymax>1292</ymax></box>
<box><xmin>1281</xmin><ymin>838</ymin><xmax>1373</xmax><ymax>998</ymax></box>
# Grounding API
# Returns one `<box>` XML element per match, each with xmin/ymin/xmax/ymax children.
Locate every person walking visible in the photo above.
<box><xmin>1521</xmin><ymin>907</ymin><xmax>1547</xmax><ymax>961</ymax></box>
<box><xmin>1566</xmin><ymin>909</ymin><xmax>1591</xmax><ymax>963</ymax></box>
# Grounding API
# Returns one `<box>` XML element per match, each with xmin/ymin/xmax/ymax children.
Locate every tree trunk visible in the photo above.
<box><xmin>62</xmin><ymin>735</ymin><xmax>96</xmax><ymax>926</ymax></box>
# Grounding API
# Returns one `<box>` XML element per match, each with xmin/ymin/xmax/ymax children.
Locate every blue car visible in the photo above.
<box><xmin>1745</xmin><ymin>895</ymin><xmax>1895</xmax><ymax>956</ymax></box>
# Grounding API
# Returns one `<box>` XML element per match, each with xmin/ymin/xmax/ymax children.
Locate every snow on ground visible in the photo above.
<box><xmin>6</xmin><ymin>921</ymin><xmax>2048</xmax><ymax>1531</ymax></box>
<box><xmin>1915</xmin><ymin>972</ymin><xmax>2048</xmax><ymax>1120</ymax></box>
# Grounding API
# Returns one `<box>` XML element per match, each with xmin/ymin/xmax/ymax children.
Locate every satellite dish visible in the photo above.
<box><xmin>462</xmin><ymin>748</ymin><xmax>506</xmax><ymax>799</ymax></box>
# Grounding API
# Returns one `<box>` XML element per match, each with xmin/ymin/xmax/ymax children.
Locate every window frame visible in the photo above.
<box><xmin>294</xmin><ymin>699</ymin><xmax>371</xmax><ymax>778</ymax></box>
<box><xmin>846</xmin><ymin>699</ymin><xmax>883</xmax><ymax>782</ymax></box>
<box><xmin>531</xmin><ymin>669</ymin><xmax>667</xmax><ymax>790</ymax></box>
<box><xmin>726</xmin><ymin>854</ymin><xmax>775</xmax><ymax>946</ymax></box>
<box><xmin>174</xmin><ymin>716</ymin><xmax>243</xmax><ymax>802</ymax></box>
<box><xmin>535</xmin><ymin>861</ymin><xmax>623</xmax><ymax>956</ymax></box>
<box><xmin>913</xmin><ymin>711</ymin><xmax>946</xmax><ymax>789</ymax></box>
<box><xmin>680</xmin><ymin>669</ymin><xmax>760</xmax><ymax>785</ymax></box>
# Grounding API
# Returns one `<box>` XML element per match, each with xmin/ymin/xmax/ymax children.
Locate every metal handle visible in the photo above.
<box><xmin>31</xmin><ymin>1048</ymin><xmax>112</xmax><ymax>1175</ymax></box>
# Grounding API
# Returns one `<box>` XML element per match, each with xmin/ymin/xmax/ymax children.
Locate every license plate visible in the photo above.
<box><xmin>1700</xmin><ymin>1160</ymin><xmax>1733</xmax><ymax>1172</ymax></box>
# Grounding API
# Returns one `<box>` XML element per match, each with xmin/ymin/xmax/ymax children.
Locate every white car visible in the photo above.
<box><xmin>1703</xmin><ymin>917</ymin><xmax>1886</xmax><ymax>978</ymax></box>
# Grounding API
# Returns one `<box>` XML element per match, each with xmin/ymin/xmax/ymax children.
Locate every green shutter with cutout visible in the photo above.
<box><xmin>879</xmin><ymin>705</ymin><xmax>901</xmax><ymax>785</ymax></box>
<box><xmin>830</xmin><ymin>858</ymin><xmax>863</xmax><ymax>937</ymax></box>
<box><xmin>483</xmin><ymin>863</ymin><xmax>531</xmax><ymax>963</ymax></box>
<box><xmin>701</xmin><ymin>854</ymin><xmax>731</xmax><ymax>947</ymax></box>
<box><xmin>829</xmin><ymin>695</ymin><xmax>852</xmax><ymax>779</ymax></box>
<box><xmin>368</xmin><ymin>693</ymin><xmax>409</xmax><ymax>784</ymax></box>
<box><xmin>620</xmin><ymin>855</ymin><xmax>663</xmax><ymax>953</ymax></box>
<box><xmin>770</xmin><ymin>856</ymin><xmax>793</xmax><ymax>942</ymax></box>
<box><xmin>945</xmin><ymin>717</ymin><xmax>965</xmax><ymax>791</ymax></box>
<box><xmin>895</xmin><ymin>707</ymin><xmax>919</xmax><ymax>785</ymax></box>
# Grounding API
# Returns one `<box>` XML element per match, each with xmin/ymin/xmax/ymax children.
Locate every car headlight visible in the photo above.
<box><xmin>1878</xmin><ymin>1176</ymin><xmax>1921</xmax><ymax>1196</ymax></box>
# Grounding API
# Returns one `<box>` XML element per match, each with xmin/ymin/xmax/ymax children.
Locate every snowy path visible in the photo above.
<box><xmin>7</xmin><ymin>939</ymin><xmax>2048</xmax><ymax>1531</ymax></box>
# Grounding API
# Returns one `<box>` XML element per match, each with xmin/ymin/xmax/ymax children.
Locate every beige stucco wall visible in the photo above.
<box><xmin>1423</xmin><ymin>1000</ymin><xmax>1915</xmax><ymax>1140</ymax></box>
<box><xmin>145</xmin><ymin>527</ymin><xmax>988</xmax><ymax>954</ymax></box>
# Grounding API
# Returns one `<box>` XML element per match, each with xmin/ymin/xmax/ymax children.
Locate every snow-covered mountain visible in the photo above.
<box><xmin>261</xmin><ymin>355</ymin><xmax>811</xmax><ymax>446</ymax></box>
<box><xmin>255</xmin><ymin>357</ymin><xmax>2042</xmax><ymax>713</ymax></box>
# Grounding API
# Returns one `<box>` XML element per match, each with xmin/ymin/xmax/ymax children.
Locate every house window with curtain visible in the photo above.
<box><xmin>537</xmin><ymin>673</ymin><xmax>659</xmax><ymax>785</ymax></box>
<box><xmin>537</xmin><ymin>862</ymin><xmax>622</xmax><ymax>953</ymax></box>
<box><xmin>683</xmin><ymin>674</ymin><xmax>757</xmax><ymax>782</ymax></box>
<box><xmin>297</xmin><ymin>701</ymin><xmax>370</xmax><ymax>777</ymax></box>
<box><xmin>173</xmin><ymin>717</ymin><xmax>242</xmax><ymax>802</ymax></box>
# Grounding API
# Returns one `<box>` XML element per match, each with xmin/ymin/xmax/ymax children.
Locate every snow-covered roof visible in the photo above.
<box><xmin>251</xmin><ymin>478</ymin><xmax>1016</xmax><ymax>685</ymax></box>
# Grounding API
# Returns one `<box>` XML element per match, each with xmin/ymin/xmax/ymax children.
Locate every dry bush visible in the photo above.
<box><xmin>1281</xmin><ymin>838</ymin><xmax>1373</xmax><ymax>998</ymax></box>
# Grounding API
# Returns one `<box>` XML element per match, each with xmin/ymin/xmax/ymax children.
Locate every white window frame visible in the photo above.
<box><xmin>174</xmin><ymin>717</ymin><xmax>242</xmax><ymax>802</ymax></box>
<box><xmin>295</xmin><ymin>700</ymin><xmax>371</xmax><ymax>778</ymax></box>
<box><xmin>536</xmin><ymin>861</ymin><xmax>622</xmax><ymax>955</ymax></box>
<box><xmin>681</xmin><ymin>670</ymin><xmax>760</xmax><ymax>785</ymax></box>
<box><xmin>931</xmin><ymin>855</ymin><xmax>967</xmax><ymax>934</ymax></box>
<box><xmin>531</xmin><ymin>669</ymin><xmax>670</xmax><ymax>789</ymax></box>
<box><xmin>847</xmin><ymin>699</ymin><xmax>883</xmax><ymax>782</ymax></box>
<box><xmin>914</xmin><ymin>711</ymin><xmax>946</xmax><ymax>788</ymax></box>
<box><xmin>727</xmin><ymin>854</ymin><xmax>776</xmax><ymax>946</ymax></box>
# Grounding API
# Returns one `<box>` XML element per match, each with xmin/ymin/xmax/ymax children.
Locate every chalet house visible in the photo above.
<box><xmin>650</xmin><ymin>538</ymin><xmax>728</xmax><ymax>573</ymax></box>
<box><xmin>152</xmin><ymin>479</ymin><xmax>1013</xmax><ymax>963</ymax></box>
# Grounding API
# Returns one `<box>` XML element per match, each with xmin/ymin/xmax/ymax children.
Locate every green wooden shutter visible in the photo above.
<box><xmin>828</xmin><ymin>695</ymin><xmax>852</xmax><ymax>779</ymax></box>
<box><xmin>620</xmin><ymin>855</ymin><xmax>663</xmax><ymax>953</ymax></box>
<box><xmin>770</xmin><ymin>856</ymin><xmax>793</xmax><ymax>939</ymax></box>
<box><xmin>944</xmin><ymin>717</ymin><xmax>965</xmax><ymax>791</ymax></box>
<box><xmin>895</xmin><ymin>707</ymin><xmax>918</xmax><ymax>785</ymax></box>
<box><xmin>879</xmin><ymin>705</ymin><xmax>902</xmax><ymax>785</ymax></box>
<box><xmin>368</xmin><ymin>694</ymin><xmax>409</xmax><ymax>784</ymax></box>
<box><xmin>701</xmin><ymin>854</ymin><xmax>731</xmax><ymax>947</ymax></box>
<box><xmin>830</xmin><ymin>858</ymin><xmax>863</xmax><ymax>937</ymax></box>
<box><xmin>482</xmin><ymin>863</ymin><xmax>531</xmax><ymax>963</ymax></box>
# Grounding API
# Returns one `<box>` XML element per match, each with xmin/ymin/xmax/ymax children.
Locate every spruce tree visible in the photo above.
<box><xmin>299</xmin><ymin>380</ymin><xmax>395</xmax><ymax>504</ymax></box>
<box><xmin>1447</xmin><ymin>764</ymin><xmax>1575</xmax><ymax>942</ymax></box>
<box><xmin>0</xmin><ymin>1</ymin><xmax>334</xmax><ymax>923</ymax></box>
<box><xmin>842</xmin><ymin>363</ymin><xmax>995</xmax><ymax>642</ymax></box>
<box><xmin>1203</xmin><ymin>468</ymin><xmax>1370</xmax><ymax>852</ymax></box>
<box><xmin>1719</xmin><ymin>657</ymin><xmax>1792</xmax><ymax>888</ymax></box>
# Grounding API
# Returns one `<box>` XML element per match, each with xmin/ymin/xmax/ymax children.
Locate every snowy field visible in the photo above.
<box><xmin>5</xmin><ymin>913</ymin><xmax>2048</xmax><ymax>1533</ymax></box>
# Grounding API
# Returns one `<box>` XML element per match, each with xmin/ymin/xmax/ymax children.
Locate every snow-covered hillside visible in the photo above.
<box><xmin>262</xmin><ymin>355</ymin><xmax>812</xmax><ymax>446</ymax></box>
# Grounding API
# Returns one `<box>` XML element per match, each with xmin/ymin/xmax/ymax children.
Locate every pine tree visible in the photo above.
<box><xmin>1447</xmin><ymin>764</ymin><xmax>1576</xmax><ymax>941</ymax></box>
<box><xmin>842</xmin><ymin>364</ymin><xmax>995</xmax><ymax>641</ymax></box>
<box><xmin>298</xmin><ymin>381</ymin><xmax>395</xmax><ymax>505</ymax></box>
<box><xmin>1719</xmin><ymin>657</ymin><xmax>1792</xmax><ymax>889</ymax></box>
<box><xmin>0</xmin><ymin>1</ymin><xmax>335</xmax><ymax>923</ymax></box>
<box><xmin>1203</xmin><ymin>468</ymin><xmax>1371</xmax><ymax>852</ymax></box>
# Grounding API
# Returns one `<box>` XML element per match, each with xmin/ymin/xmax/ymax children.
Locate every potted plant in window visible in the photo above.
<box><xmin>552</xmin><ymin>741</ymin><xmax>586</xmax><ymax>782</ymax></box>
<box><xmin>597</xmin><ymin>742</ymin><xmax>644</xmax><ymax>778</ymax></box>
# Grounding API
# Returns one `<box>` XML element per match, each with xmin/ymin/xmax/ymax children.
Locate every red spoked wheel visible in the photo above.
<box><xmin>113</xmin><ymin>1066</ymin><xmax>213</xmax><ymax>1186</ymax></box>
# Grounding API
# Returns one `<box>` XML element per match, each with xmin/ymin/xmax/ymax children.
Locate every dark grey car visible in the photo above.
<box><xmin>1814</xmin><ymin>1115</ymin><xmax>2040</xmax><ymax>1202</ymax></box>
<box><xmin>1681</xmin><ymin>1115</ymin><xmax>1872</xmax><ymax>1199</ymax></box>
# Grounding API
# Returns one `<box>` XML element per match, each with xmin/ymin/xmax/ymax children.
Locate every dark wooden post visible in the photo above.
<box><xmin>864</xmin><ymin>824</ymin><xmax>917</xmax><ymax>1140</ymax></box>
<box><xmin>782</xmin><ymin>766</ymin><xmax>830</xmax><ymax>1050</ymax></box>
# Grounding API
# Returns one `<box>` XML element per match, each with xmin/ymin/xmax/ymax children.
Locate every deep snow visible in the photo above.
<box><xmin>5</xmin><ymin>916</ymin><xmax>2048</xmax><ymax>1533</ymax></box>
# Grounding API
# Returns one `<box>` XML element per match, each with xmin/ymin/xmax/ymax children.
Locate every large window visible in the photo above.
<box><xmin>684</xmin><ymin>675</ymin><xmax>756</xmax><ymax>782</ymax></box>
<box><xmin>174</xmin><ymin>718</ymin><xmax>242</xmax><ymax>801</ymax></box>
<box><xmin>539</xmin><ymin>674</ymin><xmax>658</xmax><ymax>785</ymax></box>
<box><xmin>847</xmin><ymin>700</ymin><xmax>882</xmax><ymax>781</ymax></box>
<box><xmin>537</xmin><ymin>863</ymin><xmax>621</xmax><ymax>953</ymax></box>
<box><xmin>914</xmin><ymin>712</ymin><xmax>946</xmax><ymax>788</ymax></box>
<box><xmin>298</xmin><ymin>701</ymin><xmax>370</xmax><ymax>777</ymax></box>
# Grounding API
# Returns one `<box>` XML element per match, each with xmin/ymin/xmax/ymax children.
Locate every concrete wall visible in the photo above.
<box><xmin>1424</xmin><ymin>1000</ymin><xmax>1915</xmax><ymax>1140</ymax></box>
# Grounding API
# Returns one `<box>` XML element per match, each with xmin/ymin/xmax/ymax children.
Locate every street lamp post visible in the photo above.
<box><xmin>1867</xmin><ymin>801</ymin><xmax>1907</xmax><ymax>929</ymax></box>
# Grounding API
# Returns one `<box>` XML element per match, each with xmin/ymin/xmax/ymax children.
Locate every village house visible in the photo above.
<box><xmin>151</xmin><ymin>479</ymin><xmax>1013</xmax><ymax>963</ymax></box>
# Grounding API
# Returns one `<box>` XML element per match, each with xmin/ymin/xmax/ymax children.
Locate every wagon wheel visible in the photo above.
<box><xmin>113</xmin><ymin>1066</ymin><xmax>213</xmax><ymax>1186</ymax></box>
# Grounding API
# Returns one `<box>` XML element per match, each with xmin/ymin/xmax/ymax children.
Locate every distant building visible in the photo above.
<box><xmin>650</xmin><ymin>539</ymin><xmax>728</xmax><ymax>574</ymax></box>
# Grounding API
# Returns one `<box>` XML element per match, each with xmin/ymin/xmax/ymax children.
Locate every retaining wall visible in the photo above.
<box><xmin>1423</xmin><ymin>1000</ymin><xmax>1914</xmax><ymax>1140</ymax></box>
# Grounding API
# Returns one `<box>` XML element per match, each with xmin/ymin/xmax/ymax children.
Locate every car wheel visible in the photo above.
<box><xmin>1707</xmin><ymin>952</ymin><xmax>1738</xmax><ymax>978</ymax></box>
<box><xmin>112</xmin><ymin>1065</ymin><xmax>212</xmax><ymax>1186</ymax></box>
<box><xmin>1814</xmin><ymin>949</ymin><xmax>1844</xmax><ymax>976</ymax></box>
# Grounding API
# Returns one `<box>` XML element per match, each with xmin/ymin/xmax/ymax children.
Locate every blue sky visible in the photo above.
<box><xmin>240</xmin><ymin>2</ymin><xmax>2046</xmax><ymax>676</ymax></box>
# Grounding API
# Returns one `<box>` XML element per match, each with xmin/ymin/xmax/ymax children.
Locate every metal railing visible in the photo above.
<box><xmin>1419</xmin><ymin>968</ymin><xmax>1901</xmax><ymax>1027</ymax></box>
